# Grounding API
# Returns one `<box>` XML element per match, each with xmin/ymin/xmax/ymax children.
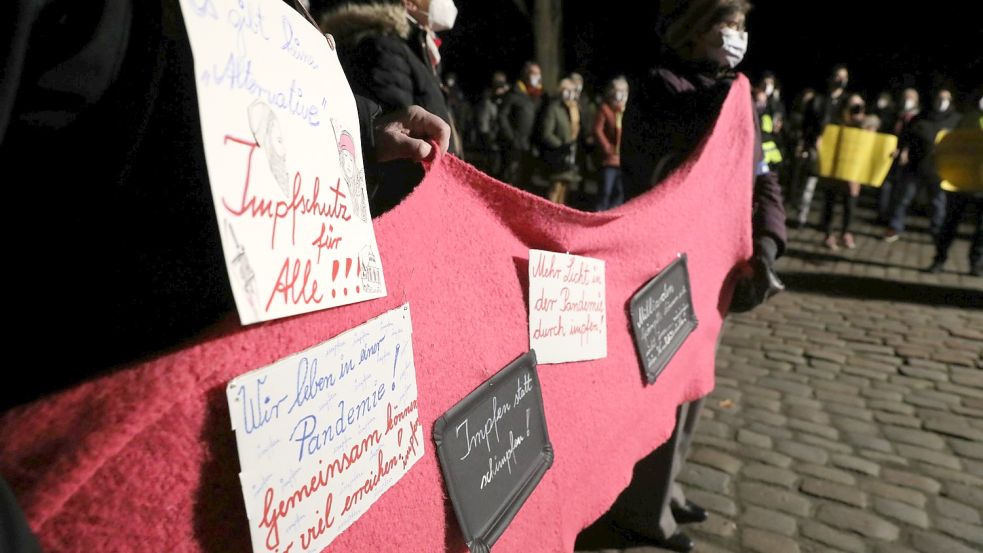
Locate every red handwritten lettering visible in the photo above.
<box><xmin>311</xmin><ymin>223</ymin><xmax>343</xmax><ymax>263</ymax></box>
<box><xmin>298</xmin><ymin>493</ymin><xmax>335</xmax><ymax>550</ymax></box>
<box><xmin>222</xmin><ymin>134</ymin><xmax>352</xmax><ymax>250</ymax></box>
<box><xmin>265</xmin><ymin>257</ymin><xmax>323</xmax><ymax>312</ymax></box>
<box><xmin>258</xmin><ymin>427</ymin><xmax>381</xmax><ymax>550</ymax></box>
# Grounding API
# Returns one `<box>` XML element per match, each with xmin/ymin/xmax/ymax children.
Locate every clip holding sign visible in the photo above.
<box><xmin>629</xmin><ymin>254</ymin><xmax>699</xmax><ymax>385</ymax></box>
<box><xmin>433</xmin><ymin>351</ymin><xmax>554</xmax><ymax>552</ymax></box>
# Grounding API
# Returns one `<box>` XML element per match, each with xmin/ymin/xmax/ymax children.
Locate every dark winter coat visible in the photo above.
<box><xmin>321</xmin><ymin>3</ymin><xmax>456</xmax><ymax>212</ymax></box>
<box><xmin>539</xmin><ymin>98</ymin><xmax>580</xmax><ymax>181</ymax></box>
<box><xmin>498</xmin><ymin>85</ymin><xmax>541</xmax><ymax>152</ymax></box>
<box><xmin>901</xmin><ymin>107</ymin><xmax>963</xmax><ymax>177</ymax></box>
<box><xmin>321</xmin><ymin>4</ymin><xmax>453</xmax><ymax>140</ymax></box>
<box><xmin>621</xmin><ymin>55</ymin><xmax>787</xmax><ymax>257</ymax></box>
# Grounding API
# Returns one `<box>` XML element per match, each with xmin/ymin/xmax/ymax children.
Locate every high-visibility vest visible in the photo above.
<box><xmin>761</xmin><ymin>113</ymin><xmax>783</xmax><ymax>165</ymax></box>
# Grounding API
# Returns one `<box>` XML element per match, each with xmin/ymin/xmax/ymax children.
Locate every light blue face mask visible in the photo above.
<box><xmin>709</xmin><ymin>28</ymin><xmax>748</xmax><ymax>69</ymax></box>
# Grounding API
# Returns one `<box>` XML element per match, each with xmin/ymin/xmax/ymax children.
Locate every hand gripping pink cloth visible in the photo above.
<box><xmin>0</xmin><ymin>77</ymin><xmax>754</xmax><ymax>552</ymax></box>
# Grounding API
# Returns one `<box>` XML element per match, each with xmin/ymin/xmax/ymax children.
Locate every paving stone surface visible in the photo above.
<box><xmin>576</xmin><ymin>205</ymin><xmax>982</xmax><ymax>552</ymax></box>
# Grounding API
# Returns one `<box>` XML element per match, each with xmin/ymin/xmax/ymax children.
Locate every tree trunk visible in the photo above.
<box><xmin>533</xmin><ymin>0</ymin><xmax>562</xmax><ymax>92</ymax></box>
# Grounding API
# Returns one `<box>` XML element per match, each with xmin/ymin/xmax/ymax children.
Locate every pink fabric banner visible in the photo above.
<box><xmin>0</xmin><ymin>77</ymin><xmax>754</xmax><ymax>552</ymax></box>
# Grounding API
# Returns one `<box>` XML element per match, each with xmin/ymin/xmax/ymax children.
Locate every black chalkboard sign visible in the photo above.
<box><xmin>629</xmin><ymin>254</ymin><xmax>699</xmax><ymax>384</ymax></box>
<box><xmin>433</xmin><ymin>351</ymin><xmax>554</xmax><ymax>553</ymax></box>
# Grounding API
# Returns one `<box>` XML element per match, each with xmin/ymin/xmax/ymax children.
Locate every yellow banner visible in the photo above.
<box><xmin>936</xmin><ymin>129</ymin><xmax>983</xmax><ymax>192</ymax></box>
<box><xmin>818</xmin><ymin>125</ymin><xmax>897</xmax><ymax>187</ymax></box>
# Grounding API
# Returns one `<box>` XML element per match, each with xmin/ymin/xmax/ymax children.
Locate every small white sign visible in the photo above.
<box><xmin>528</xmin><ymin>250</ymin><xmax>607</xmax><ymax>364</ymax></box>
<box><xmin>179</xmin><ymin>0</ymin><xmax>385</xmax><ymax>324</ymax></box>
<box><xmin>227</xmin><ymin>304</ymin><xmax>422</xmax><ymax>553</ymax></box>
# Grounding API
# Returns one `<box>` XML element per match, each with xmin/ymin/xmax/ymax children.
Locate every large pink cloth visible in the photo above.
<box><xmin>0</xmin><ymin>77</ymin><xmax>753</xmax><ymax>552</ymax></box>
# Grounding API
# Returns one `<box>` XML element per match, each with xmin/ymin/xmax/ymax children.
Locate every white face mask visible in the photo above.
<box><xmin>904</xmin><ymin>98</ymin><xmax>917</xmax><ymax>112</ymax></box>
<box><xmin>709</xmin><ymin>28</ymin><xmax>748</xmax><ymax>69</ymax></box>
<box><xmin>876</xmin><ymin>98</ymin><xmax>889</xmax><ymax>110</ymax></box>
<box><xmin>979</xmin><ymin>96</ymin><xmax>983</xmax><ymax>111</ymax></box>
<box><xmin>936</xmin><ymin>98</ymin><xmax>951</xmax><ymax>112</ymax></box>
<box><xmin>764</xmin><ymin>83</ymin><xmax>775</xmax><ymax>96</ymax></box>
<box><xmin>428</xmin><ymin>0</ymin><xmax>458</xmax><ymax>32</ymax></box>
<box><xmin>562</xmin><ymin>89</ymin><xmax>576</xmax><ymax>102</ymax></box>
<box><xmin>529</xmin><ymin>74</ymin><xmax>542</xmax><ymax>88</ymax></box>
<box><xmin>614</xmin><ymin>91</ymin><xmax>628</xmax><ymax>103</ymax></box>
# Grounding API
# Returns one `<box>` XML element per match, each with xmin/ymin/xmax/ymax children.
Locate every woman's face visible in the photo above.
<box><xmin>693</xmin><ymin>12</ymin><xmax>746</xmax><ymax>61</ymax></box>
<box><xmin>844</xmin><ymin>95</ymin><xmax>866</xmax><ymax>124</ymax></box>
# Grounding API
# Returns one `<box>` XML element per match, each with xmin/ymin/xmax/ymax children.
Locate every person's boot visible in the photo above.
<box><xmin>671</xmin><ymin>500</ymin><xmax>709</xmax><ymax>524</ymax></box>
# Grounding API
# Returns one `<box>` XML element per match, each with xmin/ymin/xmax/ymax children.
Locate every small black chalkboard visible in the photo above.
<box><xmin>629</xmin><ymin>254</ymin><xmax>699</xmax><ymax>384</ymax></box>
<box><xmin>433</xmin><ymin>351</ymin><xmax>554</xmax><ymax>553</ymax></box>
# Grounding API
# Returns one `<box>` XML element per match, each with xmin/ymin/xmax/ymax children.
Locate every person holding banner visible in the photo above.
<box><xmin>818</xmin><ymin>93</ymin><xmax>866</xmax><ymax>250</ymax></box>
<box><xmin>0</xmin><ymin>0</ymin><xmax>450</xmax><ymax>410</ymax></box>
<box><xmin>615</xmin><ymin>1</ymin><xmax>786</xmax><ymax>550</ymax></box>
<box><xmin>319</xmin><ymin>0</ymin><xmax>460</xmax><ymax>214</ymax></box>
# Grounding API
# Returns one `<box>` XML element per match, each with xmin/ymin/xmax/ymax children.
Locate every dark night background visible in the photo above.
<box><xmin>441</xmin><ymin>1</ymin><xmax>983</xmax><ymax>105</ymax></box>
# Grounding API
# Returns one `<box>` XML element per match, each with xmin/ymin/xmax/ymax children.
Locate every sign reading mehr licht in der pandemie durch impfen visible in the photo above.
<box><xmin>528</xmin><ymin>250</ymin><xmax>607</xmax><ymax>364</ymax></box>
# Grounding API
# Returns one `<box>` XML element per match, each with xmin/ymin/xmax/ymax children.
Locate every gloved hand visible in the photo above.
<box><xmin>729</xmin><ymin>254</ymin><xmax>785</xmax><ymax>313</ymax></box>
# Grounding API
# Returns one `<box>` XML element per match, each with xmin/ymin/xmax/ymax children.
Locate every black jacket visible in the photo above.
<box><xmin>0</xmin><ymin>0</ymin><xmax>381</xmax><ymax>409</ymax></box>
<box><xmin>321</xmin><ymin>4</ymin><xmax>453</xmax><ymax>142</ymax></box>
<box><xmin>320</xmin><ymin>4</ymin><xmax>455</xmax><ymax>212</ymax></box>
<box><xmin>498</xmin><ymin>86</ymin><xmax>541</xmax><ymax>152</ymax></box>
<box><xmin>901</xmin><ymin>108</ymin><xmax>963</xmax><ymax>176</ymax></box>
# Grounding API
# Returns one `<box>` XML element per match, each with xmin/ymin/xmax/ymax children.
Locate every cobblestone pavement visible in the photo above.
<box><xmin>577</xmin><ymin>201</ymin><xmax>983</xmax><ymax>553</ymax></box>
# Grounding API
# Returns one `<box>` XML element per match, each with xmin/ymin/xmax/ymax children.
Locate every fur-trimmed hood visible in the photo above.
<box><xmin>320</xmin><ymin>3</ymin><xmax>412</xmax><ymax>46</ymax></box>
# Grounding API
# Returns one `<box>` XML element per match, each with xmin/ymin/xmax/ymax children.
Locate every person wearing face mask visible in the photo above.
<box><xmin>321</xmin><ymin>0</ymin><xmax>459</xmax><ymax>212</ymax></box>
<box><xmin>755</xmin><ymin>87</ymin><xmax>784</xmax><ymax>175</ymax></box>
<box><xmin>498</xmin><ymin>61</ymin><xmax>545</xmax><ymax>188</ymax></box>
<box><xmin>794</xmin><ymin>64</ymin><xmax>850</xmax><ymax>227</ymax></box>
<box><xmin>614</xmin><ymin>1</ymin><xmax>786</xmax><ymax>551</ymax></box>
<box><xmin>569</xmin><ymin>72</ymin><xmax>599</xmax><ymax>207</ymax></box>
<box><xmin>870</xmin><ymin>90</ymin><xmax>900</xmax><ymax>223</ymax></box>
<box><xmin>538</xmin><ymin>78</ymin><xmax>583</xmax><ymax>204</ymax></box>
<box><xmin>819</xmin><ymin>94</ymin><xmax>867</xmax><ymax>250</ymax></box>
<box><xmin>884</xmin><ymin>88</ymin><xmax>962</xmax><ymax>242</ymax></box>
<box><xmin>474</xmin><ymin>71</ymin><xmax>510</xmax><ymax>177</ymax></box>
<box><xmin>594</xmin><ymin>77</ymin><xmax>630</xmax><ymax>211</ymax></box>
<box><xmin>929</xmin><ymin>90</ymin><xmax>983</xmax><ymax>276</ymax></box>
<box><xmin>877</xmin><ymin>88</ymin><xmax>921</xmax><ymax>225</ymax></box>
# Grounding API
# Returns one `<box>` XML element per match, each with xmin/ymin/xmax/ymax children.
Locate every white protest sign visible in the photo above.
<box><xmin>180</xmin><ymin>0</ymin><xmax>385</xmax><ymax>324</ymax></box>
<box><xmin>227</xmin><ymin>304</ymin><xmax>422</xmax><ymax>553</ymax></box>
<box><xmin>528</xmin><ymin>250</ymin><xmax>607</xmax><ymax>364</ymax></box>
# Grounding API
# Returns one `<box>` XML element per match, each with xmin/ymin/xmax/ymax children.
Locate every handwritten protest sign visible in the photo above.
<box><xmin>629</xmin><ymin>255</ymin><xmax>699</xmax><ymax>384</ymax></box>
<box><xmin>528</xmin><ymin>250</ymin><xmax>607</xmax><ymax>364</ymax></box>
<box><xmin>818</xmin><ymin>125</ymin><xmax>898</xmax><ymax>187</ymax></box>
<box><xmin>227</xmin><ymin>304</ymin><xmax>421</xmax><ymax>553</ymax></box>
<box><xmin>936</xmin><ymin>129</ymin><xmax>983</xmax><ymax>192</ymax></box>
<box><xmin>180</xmin><ymin>0</ymin><xmax>385</xmax><ymax>324</ymax></box>
<box><xmin>433</xmin><ymin>351</ymin><xmax>554</xmax><ymax>552</ymax></box>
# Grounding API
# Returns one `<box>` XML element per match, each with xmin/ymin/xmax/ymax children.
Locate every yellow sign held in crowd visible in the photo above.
<box><xmin>935</xmin><ymin>129</ymin><xmax>983</xmax><ymax>193</ymax></box>
<box><xmin>818</xmin><ymin>125</ymin><xmax>898</xmax><ymax>187</ymax></box>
